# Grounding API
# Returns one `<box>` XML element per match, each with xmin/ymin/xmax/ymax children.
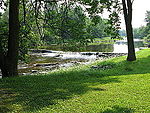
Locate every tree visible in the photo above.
<box><xmin>122</xmin><ymin>0</ymin><xmax>136</xmax><ymax>61</ymax></box>
<box><xmin>145</xmin><ymin>11</ymin><xmax>150</xmax><ymax>25</ymax></box>
<box><xmin>119</xmin><ymin>29</ymin><xmax>126</xmax><ymax>37</ymax></box>
<box><xmin>133</xmin><ymin>26</ymin><xmax>147</xmax><ymax>39</ymax></box>
<box><xmin>145</xmin><ymin>11</ymin><xmax>150</xmax><ymax>39</ymax></box>
<box><xmin>0</xmin><ymin>0</ymin><xmax>122</xmax><ymax>78</ymax></box>
<box><xmin>0</xmin><ymin>0</ymin><xmax>19</xmax><ymax>77</ymax></box>
<box><xmin>86</xmin><ymin>17</ymin><xmax>107</xmax><ymax>39</ymax></box>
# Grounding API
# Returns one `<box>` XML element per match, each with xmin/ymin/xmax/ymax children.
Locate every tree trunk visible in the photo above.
<box><xmin>0</xmin><ymin>0</ymin><xmax>19</xmax><ymax>78</ymax></box>
<box><xmin>122</xmin><ymin>0</ymin><xmax>136</xmax><ymax>61</ymax></box>
<box><xmin>0</xmin><ymin>53</ymin><xmax>9</xmax><ymax>77</ymax></box>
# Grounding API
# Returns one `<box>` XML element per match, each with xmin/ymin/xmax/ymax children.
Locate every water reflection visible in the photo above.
<box><xmin>76</xmin><ymin>39</ymin><xmax>144</xmax><ymax>53</ymax></box>
<box><xmin>42</xmin><ymin>39</ymin><xmax>145</xmax><ymax>53</ymax></box>
<box><xmin>114</xmin><ymin>39</ymin><xmax>144</xmax><ymax>53</ymax></box>
<box><xmin>86</xmin><ymin>44</ymin><xmax>114</xmax><ymax>52</ymax></box>
<box><xmin>113</xmin><ymin>44</ymin><xmax>128</xmax><ymax>53</ymax></box>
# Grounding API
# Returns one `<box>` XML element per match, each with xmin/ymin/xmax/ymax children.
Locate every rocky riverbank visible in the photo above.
<box><xmin>0</xmin><ymin>50</ymin><xmax>127</xmax><ymax>77</ymax></box>
<box><xmin>17</xmin><ymin>50</ymin><xmax>127</xmax><ymax>76</ymax></box>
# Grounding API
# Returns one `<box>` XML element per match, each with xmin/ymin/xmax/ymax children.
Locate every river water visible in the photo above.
<box><xmin>0</xmin><ymin>39</ymin><xmax>146</xmax><ymax>77</ymax></box>
<box><xmin>87</xmin><ymin>39</ymin><xmax>144</xmax><ymax>53</ymax></box>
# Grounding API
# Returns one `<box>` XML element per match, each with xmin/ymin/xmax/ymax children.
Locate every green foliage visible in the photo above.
<box><xmin>86</xmin><ymin>17</ymin><xmax>107</xmax><ymax>40</ymax></box>
<box><xmin>0</xmin><ymin>2</ymin><xmax>43</xmax><ymax>61</ymax></box>
<box><xmin>43</xmin><ymin>2</ymin><xmax>117</xmax><ymax>47</ymax></box>
<box><xmin>0</xmin><ymin>12</ymin><xmax>8</xmax><ymax>53</ymax></box>
<box><xmin>43</xmin><ymin>4</ymin><xmax>88</xmax><ymax>45</ymax></box>
<box><xmin>132</xmin><ymin>11</ymin><xmax>150</xmax><ymax>39</ymax></box>
<box><xmin>146</xmin><ymin>34</ymin><xmax>150</xmax><ymax>39</ymax></box>
<box><xmin>42</xmin><ymin>0</ymin><xmax>121</xmax><ymax>46</ymax></box>
<box><xmin>145</xmin><ymin>11</ymin><xmax>150</xmax><ymax>40</ymax></box>
<box><xmin>119</xmin><ymin>29</ymin><xmax>126</xmax><ymax>37</ymax></box>
<box><xmin>0</xmin><ymin>0</ymin><xmax>123</xmax><ymax>62</ymax></box>
<box><xmin>105</xmin><ymin>12</ymin><xmax>121</xmax><ymax>39</ymax></box>
<box><xmin>139</xmin><ymin>11</ymin><xmax>150</xmax><ymax>39</ymax></box>
<box><xmin>145</xmin><ymin>11</ymin><xmax>150</xmax><ymax>25</ymax></box>
<box><xmin>133</xmin><ymin>26</ymin><xmax>147</xmax><ymax>39</ymax></box>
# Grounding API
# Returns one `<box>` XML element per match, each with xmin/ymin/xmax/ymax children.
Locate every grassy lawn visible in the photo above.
<box><xmin>1</xmin><ymin>49</ymin><xmax>150</xmax><ymax>113</ymax></box>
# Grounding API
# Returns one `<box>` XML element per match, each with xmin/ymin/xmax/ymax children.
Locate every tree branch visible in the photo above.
<box><xmin>122</xmin><ymin>0</ymin><xmax>128</xmax><ymax>23</ymax></box>
<box><xmin>127</xmin><ymin>0</ymin><xmax>132</xmax><ymax>22</ymax></box>
<box><xmin>131</xmin><ymin>0</ymin><xmax>134</xmax><ymax>4</ymax></box>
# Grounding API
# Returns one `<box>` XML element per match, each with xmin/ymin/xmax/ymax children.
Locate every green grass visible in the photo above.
<box><xmin>1</xmin><ymin>49</ymin><xmax>150</xmax><ymax>113</ymax></box>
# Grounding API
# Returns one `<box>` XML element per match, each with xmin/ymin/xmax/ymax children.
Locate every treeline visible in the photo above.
<box><xmin>119</xmin><ymin>11</ymin><xmax>150</xmax><ymax>39</ymax></box>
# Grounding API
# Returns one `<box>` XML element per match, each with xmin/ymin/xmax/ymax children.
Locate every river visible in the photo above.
<box><xmin>0</xmin><ymin>39</ymin><xmax>146</xmax><ymax>78</ymax></box>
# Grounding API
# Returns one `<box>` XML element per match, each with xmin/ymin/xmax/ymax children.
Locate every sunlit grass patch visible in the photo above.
<box><xmin>0</xmin><ymin>49</ymin><xmax>150</xmax><ymax>113</ymax></box>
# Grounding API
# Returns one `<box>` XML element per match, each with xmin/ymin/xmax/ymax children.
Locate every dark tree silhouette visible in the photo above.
<box><xmin>122</xmin><ymin>0</ymin><xmax>136</xmax><ymax>61</ymax></box>
<box><xmin>0</xmin><ymin>0</ymin><xmax>19</xmax><ymax>77</ymax></box>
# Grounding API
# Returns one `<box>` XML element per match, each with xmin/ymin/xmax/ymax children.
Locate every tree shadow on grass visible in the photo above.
<box><xmin>100</xmin><ymin>106</ymin><xmax>134</xmax><ymax>113</ymax></box>
<box><xmin>0</xmin><ymin>69</ymin><xmax>121</xmax><ymax>113</ymax></box>
<box><xmin>93</xmin><ymin>54</ymin><xmax>150</xmax><ymax>77</ymax></box>
<box><xmin>0</xmin><ymin>106</ymin><xmax>11</xmax><ymax>113</ymax></box>
<box><xmin>1</xmin><ymin>53</ymin><xmax>150</xmax><ymax>112</ymax></box>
